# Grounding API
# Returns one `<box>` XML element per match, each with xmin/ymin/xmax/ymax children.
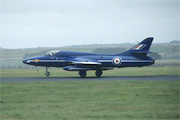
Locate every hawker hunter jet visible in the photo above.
<box><xmin>23</xmin><ymin>37</ymin><xmax>155</xmax><ymax>78</ymax></box>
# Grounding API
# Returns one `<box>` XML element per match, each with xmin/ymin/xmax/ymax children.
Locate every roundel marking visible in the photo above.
<box><xmin>33</xmin><ymin>59</ymin><xmax>40</xmax><ymax>63</ymax></box>
<box><xmin>112</xmin><ymin>57</ymin><xmax>122</xmax><ymax>66</ymax></box>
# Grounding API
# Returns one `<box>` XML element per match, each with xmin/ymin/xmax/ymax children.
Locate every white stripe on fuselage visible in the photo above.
<box><xmin>99</xmin><ymin>60</ymin><xmax>112</xmax><ymax>62</ymax></box>
<box><xmin>122</xmin><ymin>60</ymin><xmax>152</xmax><ymax>63</ymax></box>
<box><xmin>28</xmin><ymin>59</ymin><xmax>151</xmax><ymax>63</ymax></box>
<box><xmin>28</xmin><ymin>60</ymin><xmax>66</xmax><ymax>63</ymax></box>
<box><xmin>99</xmin><ymin>60</ymin><xmax>151</xmax><ymax>63</ymax></box>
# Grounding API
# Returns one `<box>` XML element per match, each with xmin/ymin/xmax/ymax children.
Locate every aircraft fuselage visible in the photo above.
<box><xmin>23</xmin><ymin>52</ymin><xmax>154</xmax><ymax>69</ymax></box>
<box><xmin>23</xmin><ymin>37</ymin><xmax>155</xmax><ymax>77</ymax></box>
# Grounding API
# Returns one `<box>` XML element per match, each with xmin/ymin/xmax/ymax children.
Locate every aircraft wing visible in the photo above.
<box><xmin>66</xmin><ymin>57</ymin><xmax>102</xmax><ymax>65</ymax></box>
<box><xmin>63</xmin><ymin>57</ymin><xmax>113</xmax><ymax>71</ymax></box>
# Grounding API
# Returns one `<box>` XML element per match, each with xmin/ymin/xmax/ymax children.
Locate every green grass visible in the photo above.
<box><xmin>0</xmin><ymin>66</ymin><xmax>179</xmax><ymax>78</ymax></box>
<box><xmin>0</xmin><ymin>81</ymin><xmax>179</xmax><ymax>120</ymax></box>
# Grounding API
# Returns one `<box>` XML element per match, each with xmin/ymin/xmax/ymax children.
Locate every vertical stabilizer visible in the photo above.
<box><xmin>120</xmin><ymin>37</ymin><xmax>153</xmax><ymax>56</ymax></box>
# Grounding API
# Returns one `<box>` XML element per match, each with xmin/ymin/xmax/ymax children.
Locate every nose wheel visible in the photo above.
<box><xmin>45</xmin><ymin>67</ymin><xmax>50</xmax><ymax>77</ymax></box>
<box><xmin>45</xmin><ymin>71</ymin><xmax>50</xmax><ymax>76</ymax></box>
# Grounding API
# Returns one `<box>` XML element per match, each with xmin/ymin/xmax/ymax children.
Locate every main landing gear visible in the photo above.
<box><xmin>79</xmin><ymin>70</ymin><xmax>103</xmax><ymax>78</ymax></box>
<box><xmin>95</xmin><ymin>70</ymin><xmax>102</xmax><ymax>77</ymax></box>
<box><xmin>79</xmin><ymin>71</ymin><xmax>86</xmax><ymax>78</ymax></box>
<box><xmin>45</xmin><ymin>67</ymin><xmax>50</xmax><ymax>77</ymax></box>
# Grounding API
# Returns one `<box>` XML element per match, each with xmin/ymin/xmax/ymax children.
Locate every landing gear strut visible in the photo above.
<box><xmin>45</xmin><ymin>67</ymin><xmax>50</xmax><ymax>76</ymax></box>
<box><xmin>79</xmin><ymin>71</ymin><xmax>86</xmax><ymax>78</ymax></box>
<box><xmin>95</xmin><ymin>70</ymin><xmax>102</xmax><ymax>77</ymax></box>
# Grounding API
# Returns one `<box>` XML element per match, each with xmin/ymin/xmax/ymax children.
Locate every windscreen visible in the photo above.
<box><xmin>45</xmin><ymin>50</ymin><xmax>59</xmax><ymax>56</ymax></box>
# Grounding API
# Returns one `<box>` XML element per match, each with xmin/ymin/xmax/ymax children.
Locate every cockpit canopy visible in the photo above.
<box><xmin>45</xmin><ymin>50</ymin><xmax>93</xmax><ymax>57</ymax></box>
<box><xmin>45</xmin><ymin>50</ymin><xmax>59</xmax><ymax>56</ymax></box>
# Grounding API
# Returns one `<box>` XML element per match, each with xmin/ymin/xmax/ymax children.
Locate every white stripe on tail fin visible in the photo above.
<box><xmin>133</xmin><ymin>44</ymin><xmax>146</xmax><ymax>50</ymax></box>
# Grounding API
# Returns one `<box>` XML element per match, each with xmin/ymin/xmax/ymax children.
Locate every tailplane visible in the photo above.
<box><xmin>120</xmin><ymin>37</ymin><xmax>153</xmax><ymax>57</ymax></box>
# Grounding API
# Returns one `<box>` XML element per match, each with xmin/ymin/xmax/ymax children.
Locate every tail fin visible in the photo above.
<box><xmin>120</xmin><ymin>37</ymin><xmax>153</xmax><ymax>57</ymax></box>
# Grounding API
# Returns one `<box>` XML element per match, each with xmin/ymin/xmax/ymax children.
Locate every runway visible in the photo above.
<box><xmin>0</xmin><ymin>76</ymin><xmax>179</xmax><ymax>82</ymax></box>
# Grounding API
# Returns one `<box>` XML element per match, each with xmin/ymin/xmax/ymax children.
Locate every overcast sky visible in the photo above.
<box><xmin>0</xmin><ymin>0</ymin><xmax>179</xmax><ymax>49</ymax></box>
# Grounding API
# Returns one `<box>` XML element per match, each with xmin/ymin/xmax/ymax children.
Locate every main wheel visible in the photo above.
<box><xmin>79</xmin><ymin>71</ymin><xmax>86</xmax><ymax>78</ymax></box>
<box><xmin>95</xmin><ymin>70</ymin><xmax>102</xmax><ymax>77</ymax></box>
<box><xmin>45</xmin><ymin>71</ymin><xmax>50</xmax><ymax>76</ymax></box>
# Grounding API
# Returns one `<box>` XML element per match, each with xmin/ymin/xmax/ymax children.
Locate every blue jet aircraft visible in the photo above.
<box><xmin>23</xmin><ymin>37</ymin><xmax>155</xmax><ymax>78</ymax></box>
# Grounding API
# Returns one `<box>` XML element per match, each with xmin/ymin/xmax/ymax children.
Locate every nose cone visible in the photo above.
<box><xmin>23</xmin><ymin>60</ymin><xmax>26</xmax><ymax>64</ymax></box>
<box><xmin>23</xmin><ymin>59</ymin><xmax>27</xmax><ymax>64</ymax></box>
<box><xmin>23</xmin><ymin>59</ymin><xmax>30</xmax><ymax>64</ymax></box>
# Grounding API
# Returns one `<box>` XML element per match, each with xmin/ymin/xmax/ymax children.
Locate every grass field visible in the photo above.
<box><xmin>0</xmin><ymin>66</ymin><xmax>179</xmax><ymax>78</ymax></box>
<box><xmin>0</xmin><ymin>80</ymin><xmax>179</xmax><ymax>120</ymax></box>
<box><xmin>0</xmin><ymin>66</ymin><xmax>179</xmax><ymax>119</ymax></box>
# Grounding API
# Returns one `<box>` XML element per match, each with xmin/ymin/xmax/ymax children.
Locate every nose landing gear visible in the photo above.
<box><xmin>45</xmin><ymin>67</ymin><xmax>50</xmax><ymax>77</ymax></box>
<box><xmin>45</xmin><ymin>71</ymin><xmax>50</xmax><ymax>76</ymax></box>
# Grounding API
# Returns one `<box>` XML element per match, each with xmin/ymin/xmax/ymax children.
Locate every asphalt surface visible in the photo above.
<box><xmin>0</xmin><ymin>76</ymin><xmax>179</xmax><ymax>82</ymax></box>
